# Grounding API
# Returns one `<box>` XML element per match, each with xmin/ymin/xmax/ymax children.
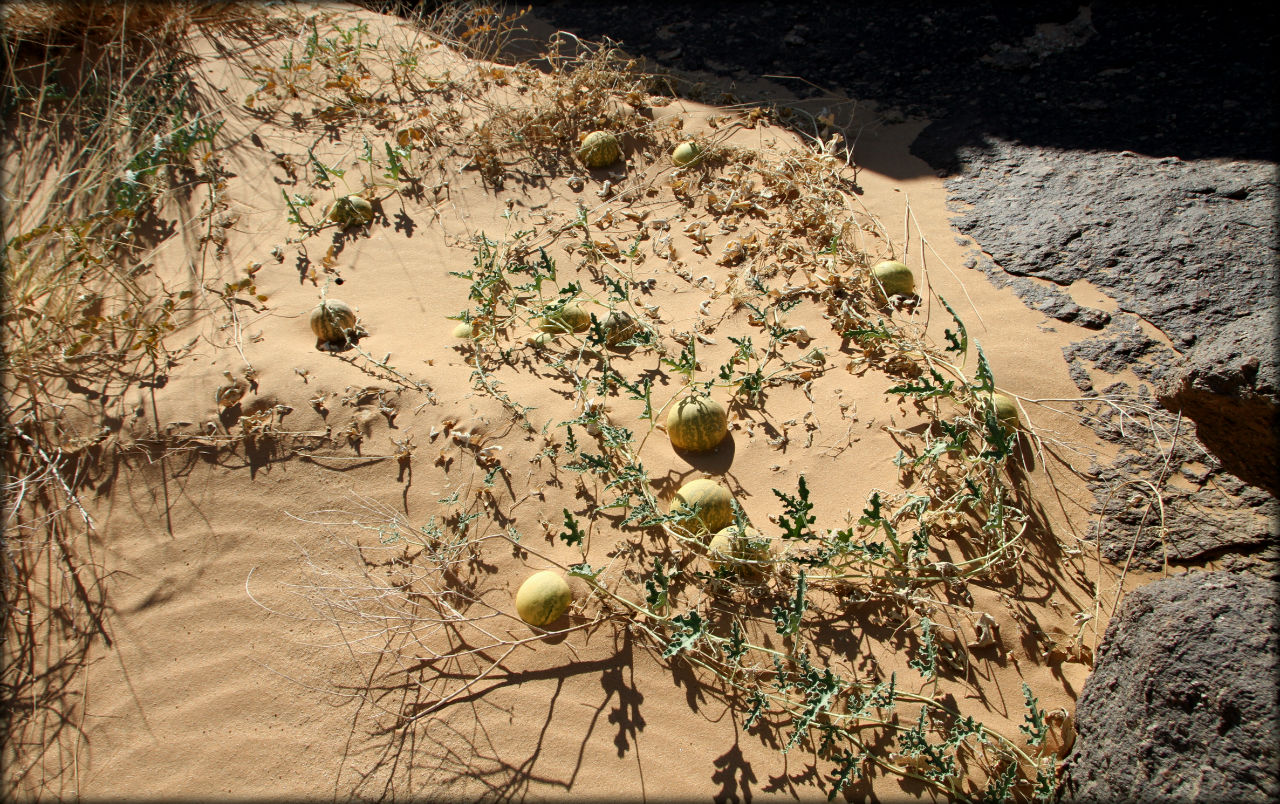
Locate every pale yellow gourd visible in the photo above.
<box><xmin>515</xmin><ymin>570</ymin><xmax>572</xmax><ymax>627</ymax></box>
<box><xmin>536</xmin><ymin>302</ymin><xmax>591</xmax><ymax>334</ymax></box>
<box><xmin>666</xmin><ymin>395</ymin><xmax>728</xmax><ymax>452</ymax></box>
<box><xmin>870</xmin><ymin>259</ymin><xmax>915</xmax><ymax>298</ymax></box>
<box><xmin>327</xmin><ymin>195</ymin><xmax>374</xmax><ymax>226</ymax></box>
<box><xmin>980</xmin><ymin>391</ymin><xmax>1021</xmax><ymax>427</ymax></box>
<box><xmin>671</xmin><ymin>141</ymin><xmax>703</xmax><ymax>167</ymax></box>
<box><xmin>671</xmin><ymin>478</ymin><xmax>734</xmax><ymax>534</ymax></box>
<box><xmin>600</xmin><ymin>309</ymin><xmax>639</xmax><ymax>346</ymax></box>
<box><xmin>310</xmin><ymin>300</ymin><xmax>358</xmax><ymax>345</ymax></box>
<box><xmin>708</xmin><ymin>525</ymin><xmax>769</xmax><ymax>573</ymax></box>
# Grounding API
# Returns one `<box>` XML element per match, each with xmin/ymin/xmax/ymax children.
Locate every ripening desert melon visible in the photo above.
<box><xmin>708</xmin><ymin>525</ymin><xmax>769</xmax><ymax>573</ymax></box>
<box><xmin>666</xmin><ymin>394</ymin><xmax>728</xmax><ymax>452</ymax></box>
<box><xmin>600</xmin><ymin>309</ymin><xmax>639</xmax><ymax>347</ymax></box>
<box><xmin>576</xmin><ymin>130</ymin><xmax>622</xmax><ymax>168</ymax></box>
<box><xmin>671</xmin><ymin>478</ymin><xmax>734</xmax><ymax>534</ymax></box>
<box><xmin>870</xmin><ymin>259</ymin><xmax>915</xmax><ymax>298</ymax></box>
<box><xmin>525</xmin><ymin>331</ymin><xmax>556</xmax><ymax>348</ymax></box>
<box><xmin>515</xmin><ymin>570</ymin><xmax>572</xmax><ymax>627</ymax></box>
<box><xmin>452</xmin><ymin>321</ymin><xmax>475</xmax><ymax>339</ymax></box>
<box><xmin>536</xmin><ymin>302</ymin><xmax>591</xmax><ymax>334</ymax></box>
<box><xmin>671</xmin><ymin>140</ymin><xmax>703</xmax><ymax>167</ymax></box>
<box><xmin>980</xmin><ymin>391</ymin><xmax>1021</xmax><ymax>427</ymax></box>
<box><xmin>310</xmin><ymin>300</ymin><xmax>359</xmax><ymax>346</ymax></box>
<box><xmin>327</xmin><ymin>194</ymin><xmax>374</xmax><ymax>226</ymax></box>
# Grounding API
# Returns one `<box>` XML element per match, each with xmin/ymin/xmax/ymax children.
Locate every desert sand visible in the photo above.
<box><xmin>3</xmin><ymin>3</ymin><xmax>1165</xmax><ymax>801</ymax></box>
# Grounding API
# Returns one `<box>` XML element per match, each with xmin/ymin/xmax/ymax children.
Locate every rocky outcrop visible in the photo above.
<box><xmin>1157</xmin><ymin>309</ymin><xmax>1280</xmax><ymax>496</ymax></box>
<box><xmin>1062</xmin><ymin>571</ymin><xmax>1280</xmax><ymax>802</ymax></box>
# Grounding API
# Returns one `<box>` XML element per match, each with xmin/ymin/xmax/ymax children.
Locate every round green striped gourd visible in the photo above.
<box><xmin>870</xmin><ymin>259</ymin><xmax>915</xmax><ymax>298</ymax></box>
<box><xmin>671</xmin><ymin>478</ymin><xmax>733</xmax><ymax>534</ymax></box>
<box><xmin>537</xmin><ymin>302</ymin><xmax>591</xmax><ymax>334</ymax></box>
<box><xmin>666</xmin><ymin>394</ymin><xmax>727</xmax><ymax>452</ymax></box>
<box><xmin>708</xmin><ymin>525</ymin><xmax>768</xmax><ymax>573</ymax></box>
<box><xmin>327</xmin><ymin>194</ymin><xmax>374</xmax><ymax>226</ymax></box>
<box><xmin>515</xmin><ymin>570</ymin><xmax>572</xmax><ymax>627</ymax></box>
<box><xmin>576</xmin><ymin>130</ymin><xmax>622</xmax><ymax>168</ymax></box>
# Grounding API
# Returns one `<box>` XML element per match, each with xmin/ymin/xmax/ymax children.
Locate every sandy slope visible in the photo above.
<box><xmin>6</xmin><ymin>3</ymin><xmax>1159</xmax><ymax>800</ymax></box>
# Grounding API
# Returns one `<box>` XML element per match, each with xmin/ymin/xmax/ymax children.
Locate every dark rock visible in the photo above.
<box><xmin>943</xmin><ymin>142</ymin><xmax>1279</xmax><ymax>346</ymax></box>
<box><xmin>513</xmin><ymin>2</ymin><xmax>1279</xmax><ymax>163</ymax></box>
<box><xmin>1090</xmin><ymin>485</ymin><xmax>1279</xmax><ymax>568</ymax></box>
<box><xmin>1007</xmin><ymin>280</ymin><xmax>1112</xmax><ymax>329</ymax></box>
<box><xmin>1062</xmin><ymin>571</ymin><xmax>1280</xmax><ymax>802</ymax></box>
<box><xmin>1066</xmin><ymin>361</ymin><xmax>1094</xmax><ymax>393</ymax></box>
<box><xmin>1158</xmin><ymin>309</ymin><xmax>1280</xmax><ymax>496</ymax></box>
<box><xmin>1220</xmin><ymin>544</ymin><xmax>1280</xmax><ymax>580</ymax></box>
<box><xmin>1062</xmin><ymin>315</ymin><xmax>1177</xmax><ymax>384</ymax></box>
<box><xmin>1078</xmin><ymin>383</ymin><xmax>1279</xmax><ymax>569</ymax></box>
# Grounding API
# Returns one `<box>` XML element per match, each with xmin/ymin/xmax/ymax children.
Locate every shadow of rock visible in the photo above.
<box><xmin>1157</xmin><ymin>310</ymin><xmax>1280</xmax><ymax>497</ymax></box>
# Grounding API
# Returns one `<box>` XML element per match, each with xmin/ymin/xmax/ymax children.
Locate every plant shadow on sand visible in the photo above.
<box><xmin>332</xmin><ymin>617</ymin><xmax>656</xmax><ymax>800</ymax></box>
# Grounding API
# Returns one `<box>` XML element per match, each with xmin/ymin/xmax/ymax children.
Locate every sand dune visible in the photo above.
<box><xmin>3</xmin><ymin>4</ymin><xmax>1157</xmax><ymax>800</ymax></box>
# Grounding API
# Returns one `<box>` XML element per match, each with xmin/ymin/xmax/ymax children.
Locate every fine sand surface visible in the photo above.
<box><xmin>6</xmin><ymin>4</ymin><xmax>1163</xmax><ymax>801</ymax></box>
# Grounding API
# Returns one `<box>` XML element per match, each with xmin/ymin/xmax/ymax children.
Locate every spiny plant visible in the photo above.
<box><xmin>243</xmin><ymin>6</ymin><xmax>1104</xmax><ymax>801</ymax></box>
<box><xmin>301</xmin><ymin>217</ymin><xmax>1055</xmax><ymax>800</ymax></box>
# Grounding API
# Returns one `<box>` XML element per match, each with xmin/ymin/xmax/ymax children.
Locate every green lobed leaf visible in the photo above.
<box><xmin>661</xmin><ymin>610</ymin><xmax>706</xmax><ymax>658</ymax></box>
<box><xmin>559</xmin><ymin>508</ymin><xmax>585</xmax><ymax>547</ymax></box>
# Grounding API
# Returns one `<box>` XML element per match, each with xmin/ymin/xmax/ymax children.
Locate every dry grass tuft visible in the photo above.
<box><xmin>1</xmin><ymin>2</ymin><xmax>272</xmax><ymax>795</ymax></box>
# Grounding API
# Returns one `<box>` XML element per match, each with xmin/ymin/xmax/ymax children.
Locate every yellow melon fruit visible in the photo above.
<box><xmin>981</xmin><ymin>391</ymin><xmax>1021</xmax><ymax>427</ymax></box>
<box><xmin>576</xmin><ymin>130</ymin><xmax>622</xmax><ymax>168</ymax></box>
<box><xmin>671</xmin><ymin>478</ymin><xmax>734</xmax><ymax>534</ymax></box>
<box><xmin>666</xmin><ymin>394</ymin><xmax>728</xmax><ymax>452</ymax></box>
<box><xmin>870</xmin><ymin>259</ymin><xmax>915</xmax><ymax>298</ymax></box>
<box><xmin>601</xmin><ymin>309</ymin><xmax>639</xmax><ymax>346</ymax></box>
<box><xmin>515</xmin><ymin>570</ymin><xmax>572</xmax><ymax>627</ymax></box>
<box><xmin>526</xmin><ymin>331</ymin><xmax>556</xmax><ymax>348</ymax></box>
<box><xmin>310</xmin><ymin>300</ymin><xmax>358</xmax><ymax>345</ymax></box>
<box><xmin>536</xmin><ymin>302</ymin><xmax>591</xmax><ymax>334</ymax></box>
<box><xmin>327</xmin><ymin>194</ymin><xmax>374</xmax><ymax>226</ymax></box>
<box><xmin>708</xmin><ymin>525</ymin><xmax>769</xmax><ymax>573</ymax></box>
<box><xmin>671</xmin><ymin>141</ymin><xmax>703</xmax><ymax>167</ymax></box>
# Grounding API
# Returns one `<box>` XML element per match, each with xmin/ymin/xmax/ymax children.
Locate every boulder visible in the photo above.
<box><xmin>1158</xmin><ymin>309</ymin><xmax>1280</xmax><ymax>496</ymax></box>
<box><xmin>1062</xmin><ymin>570</ymin><xmax>1280</xmax><ymax>802</ymax></box>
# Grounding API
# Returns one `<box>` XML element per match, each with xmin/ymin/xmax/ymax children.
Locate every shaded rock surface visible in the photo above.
<box><xmin>946</xmin><ymin>144</ymin><xmax>1278</xmax><ymax>348</ymax></box>
<box><xmin>947</xmin><ymin>141</ymin><xmax>1278</xmax><ymax>495</ymax></box>
<box><xmin>523</xmin><ymin>2</ymin><xmax>1278</xmax><ymax>163</ymax></box>
<box><xmin>1157</xmin><ymin>309</ymin><xmax>1280</xmax><ymax>495</ymax></box>
<box><xmin>1062</xmin><ymin>315</ymin><xmax>1175</xmax><ymax>387</ymax></box>
<box><xmin>1062</xmin><ymin>570</ymin><xmax>1280</xmax><ymax>802</ymax></box>
<box><xmin>1075</xmin><ymin>382</ymin><xmax>1279</xmax><ymax>570</ymax></box>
